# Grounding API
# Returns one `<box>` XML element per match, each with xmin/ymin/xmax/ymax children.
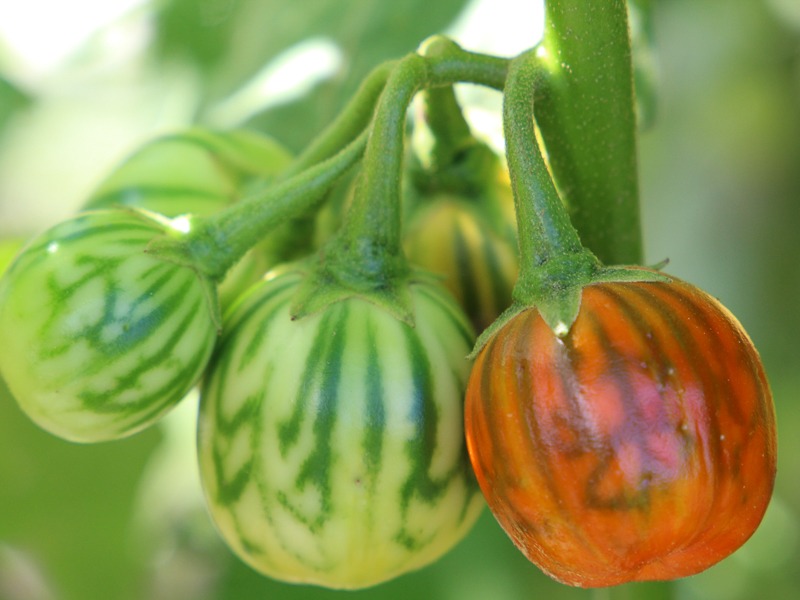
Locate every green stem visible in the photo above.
<box><xmin>419</xmin><ymin>37</ymin><xmax>475</xmax><ymax>165</ymax></box>
<box><xmin>423</xmin><ymin>85</ymin><xmax>473</xmax><ymax>168</ymax></box>
<box><xmin>282</xmin><ymin>60</ymin><xmax>397</xmax><ymax>178</ymax></box>
<box><xmin>326</xmin><ymin>54</ymin><xmax>426</xmax><ymax>284</ymax></box>
<box><xmin>413</xmin><ymin>36</ymin><xmax>508</xmax><ymax>196</ymax></box>
<box><xmin>256</xmin><ymin>61</ymin><xmax>396</xmax><ymax>266</ymax></box>
<box><xmin>426</xmin><ymin>42</ymin><xmax>508</xmax><ymax>91</ymax></box>
<box><xmin>148</xmin><ymin>130</ymin><xmax>369</xmax><ymax>281</ymax></box>
<box><xmin>284</xmin><ymin>38</ymin><xmax>508</xmax><ymax>183</ymax></box>
<box><xmin>469</xmin><ymin>18</ymin><xmax>671</xmax><ymax>353</ymax></box>
<box><xmin>466</xmin><ymin>47</ymin><xmax>601</xmax><ymax>340</ymax></box>
<box><xmin>150</xmin><ymin>40</ymin><xmax>508</xmax><ymax>307</ymax></box>
<box><xmin>503</xmin><ymin>49</ymin><xmax>592</xmax><ymax>285</ymax></box>
<box><xmin>536</xmin><ymin>0</ymin><xmax>643</xmax><ymax>265</ymax></box>
<box><xmin>325</xmin><ymin>43</ymin><xmax>509</xmax><ymax>286</ymax></box>
<box><xmin>468</xmin><ymin>42</ymin><xmax>665</xmax><ymax>353</ymax></box>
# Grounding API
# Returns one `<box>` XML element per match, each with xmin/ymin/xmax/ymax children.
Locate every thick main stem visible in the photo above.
<box><xmin>536</xmin><ymin>0</ymin><xmax>643</xmax><ymax>265</ymax></box>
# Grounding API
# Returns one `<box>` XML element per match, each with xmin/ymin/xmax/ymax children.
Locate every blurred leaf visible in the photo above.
<box><xmin>151</xmin><ymin>0</ymin><xmax>471</xmax><ymax>147</ymax></box>
<box><xmin>152</xmin><ymin>0</ymin><xmax>244</xmax><ymax>71</ymax></box>
<box><xmin>214</xmin><ymin>0</ymin><xmax>469</xmax><ymax>93</ymax></box>
<box><xmin>0</xmin><ymin>75</ymin><xmax>31</xmax><ymax>136</ymax></box>
<box><xmin>199</xmin><ymin>0</ymin><xmax>471</xmax><ymax>150</ymax></box>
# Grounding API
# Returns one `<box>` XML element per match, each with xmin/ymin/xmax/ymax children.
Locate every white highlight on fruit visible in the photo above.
<box><xmin>554</xmin><ymin>321</ymin><xmax>569</xmax><ymax>337</ymax></box>
<box><xmin>170</xmin><ymin>215</ymin><xmax>192</xmax><ymax>234</ymax></box>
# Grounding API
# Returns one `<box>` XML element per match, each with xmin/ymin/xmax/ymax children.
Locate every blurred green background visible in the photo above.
<box><xmin>1</xmin><ymin>0</ymin><xmax>799</xmax><ymax>599</ymax></box>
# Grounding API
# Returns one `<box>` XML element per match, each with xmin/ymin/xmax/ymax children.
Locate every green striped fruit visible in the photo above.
<box><xmin>198</xmin><ymin>269</ymin><xmax>484</xmax><ymax>589</ymax></box>
<box><xmin>83</xmin><ymin>127</ymin><xmax>294</xmax><ymax>307</ymax></box>
<box><xmin>0</xmin><ymin>209</ymin><xmax>218</xmax><ymax>443</ymax></box>
<box><xmin>403</xmin><ymin>170</ymin><xmax>518</xmax><ymax>333</ymax></box>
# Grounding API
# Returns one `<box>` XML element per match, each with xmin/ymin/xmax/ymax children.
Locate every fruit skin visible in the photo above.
<box><xmin>0</xmin><ymin>210</ymin><xmax>218</xmax><ymax>443</ymax></box>
<box><xmin>198</xmin><ymin>269</ymin><xmax>484</xmax><ymax>589</ymax></box>
<box><xmin>464</xmin><ymin>273</ymin><xmax>777</xmax><ymax>587</ymax></box>
<box><xmin>403</xmin><ymin>187</ymin><xmax>518</xmax><ymax>333</ymax></box>
<box><xmin>403</xmin><ymin>156</ymin><xmax>518</xmax><ymax>334</ymax></box>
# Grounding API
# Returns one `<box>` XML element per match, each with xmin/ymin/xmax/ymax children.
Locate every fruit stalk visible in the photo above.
<box><xmin>469</xmin><ymin>45</ymin><xmax>667</xmax><ymax>354</ymax></box>
<box><xmin>146</xmin><ymin>130</ymin><xmax>369</xmax><ymax>282</ymax></box>
<box><xmin>329</xmin><ymin>43</ymin><xmax>509</xmax><ymax>285</ymax></box>
<box><xmin>282</xmin><ymin>60</ymin><xmax>398</xmax><ymax>178</ymax></box>
<box><xmin>503</xmin><ymin>50</ymin><xmax>586</xmax><ymax>272</ymax></box>
<box><xmin>290</xmin><ymin>42</ymin><xmax>509</xmax><ymax>324</ymax></box>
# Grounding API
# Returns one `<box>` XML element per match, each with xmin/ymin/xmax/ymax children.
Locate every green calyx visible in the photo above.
<box><xmin>288</xmin><ymin>254</ymin><xmax>416</xmax><ymax>326</ymax></box>
<box><xmin>286</xmin><ymin>53</ymin><xmax>424</xmax><ymax>325</ymax></box>
<box><xmin>469</xmin><ymin>259</ymin><xmax>670</xmax><ymax>358</ymax></box>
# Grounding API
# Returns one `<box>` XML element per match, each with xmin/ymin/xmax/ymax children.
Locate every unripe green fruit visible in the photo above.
<box><xmin>198</xmin><ymin>269</ymin><xmax>484</xmax><ymax>589</ymax></box>
<box><xmin>0</xmin><ymin>210</ymin><xmax>218</xmax><ymax>442</ymax></box>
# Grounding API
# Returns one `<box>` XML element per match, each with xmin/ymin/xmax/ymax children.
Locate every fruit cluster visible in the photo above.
<box><xmin>0</xmin><ymin>11</ymin><xmax>777</xmax><ymax>592</ymax></box>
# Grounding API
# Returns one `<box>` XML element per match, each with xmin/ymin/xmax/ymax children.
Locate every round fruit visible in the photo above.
<box><xmin>0</xmin><ymin>210</ymin><xmax>218</xmax><ymax>443</ymax></box>
<box><xmin>198</xmin><ymin>269</ymin><xmax>484</xmax><ymax>589</ymax></box>
<box><xmin>464</xmin><ymin>273</ymin><xmax>777</xmax><ymax>587</ymax></box>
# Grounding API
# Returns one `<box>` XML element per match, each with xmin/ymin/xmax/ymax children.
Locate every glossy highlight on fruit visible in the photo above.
<box><xmin>464</xmin><ymin>273</ymin><xmax>777</xmax><ymax>587</ymax></box>
<box><xmin>198</xmin><ymin>269</ymin><xmax>484</xmax><ymax>589</ymax></box>
<box><xmin>0</xmin><ymin>209</ymin><xmax>218</xmax><ymax>443</ymax></box>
